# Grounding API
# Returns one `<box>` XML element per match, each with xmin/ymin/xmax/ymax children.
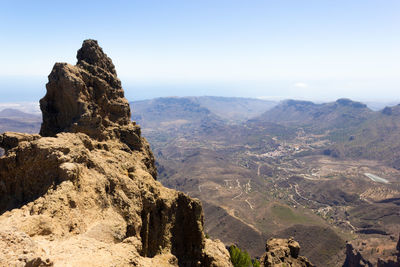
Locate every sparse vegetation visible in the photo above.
<box><xmin>132</xmin><ymin>96</ymin><xmax>400</xmax><ymax>266</ymax></box>
<box><xmin>229</xmin><ymin>245</ymin><xmax>260</xmax><ymax>267</ymax></box>
<box><xmin>252</xmin><ymin>259</ymin><xmax>261</xmax><ymax>267</ymax></box>
<box><xmin>271</xmin><ymin>204</ymin><xmax>311</xmax><ymax>224</ymax></box>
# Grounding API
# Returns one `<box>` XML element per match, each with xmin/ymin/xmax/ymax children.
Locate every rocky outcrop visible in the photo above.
<box><xmin>40</xmin><ymin>39</ymin><xmax>133</xmax><ymax>143</ymax></box>
<box><xmin>259</xmin><ymin>237</ymin><xmax>314</xmax><ymax>267</ymax></box>
<box><xmin>0</xmin><ymin>40</ymin><xmax>232</xmax><ymax>267</ymax></box>
<box><xmin>343</xmin><ymin>235</ymin><xmax>400</xmax><ymax>267</ymax></box>
<box><xmin>342</xmin><ymin>243</ymin><xmax>373</xmax><ymax>267</ymax></box>
<box><xmin>203</xmin><ymin>239</ymin><xmax>233</xmax><ymax>267</ymax></box>
<box><xmin>377</xmin><ymin>234</ymin><xmax>400</xmax><ymax>267</ymax></box>
<box><xmin>0</xmin><ymin>132</ymin><xmax>40</xmax><ymax>152</ymax></box>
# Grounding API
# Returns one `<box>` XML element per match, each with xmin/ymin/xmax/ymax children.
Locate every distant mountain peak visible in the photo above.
<box><xmin>0</xmin><ymin>108</ymin><xmax>40</xmax><ymax>119</ymax></box>
<box><xmin>335</xmin><ymin>98</ymin><xmax>367</xmax><ymax>108</ymax></box>
<box><xmin>284</xmin><ymin>99</ymin><xmax>316</xmax><ymax>107</ymax></box>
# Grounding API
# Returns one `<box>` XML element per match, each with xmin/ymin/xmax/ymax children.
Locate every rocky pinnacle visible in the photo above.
<box><xmin>40</xmin><ymin>39</ymin><xmax>131</xmax><ymax>139</ymax></box>
<box><xmin>0</xmin><ymin>40</ymin><xmax>232</xmax><ymax>266</ymax></box>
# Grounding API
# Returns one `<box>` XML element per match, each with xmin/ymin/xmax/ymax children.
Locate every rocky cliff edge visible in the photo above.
<box><xmin>0</xmin><ymin>40</ymin><xmax>232</xmax><ymax>267</ymax></box>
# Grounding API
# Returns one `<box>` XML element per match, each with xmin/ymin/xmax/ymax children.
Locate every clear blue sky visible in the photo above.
<box><xmin>0</xmin><ymin>0</ymin><xmax>399</xmax><ymax>102</ymax></box>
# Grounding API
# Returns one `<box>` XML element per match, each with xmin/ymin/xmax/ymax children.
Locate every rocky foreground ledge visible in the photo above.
<box><xmin>260</xmin><ymin>238</ymin><xmax>314</xmax><ymax>267</ymax></box>
<box><xmin>0</xmin><ymin>40</ymin><xmax>231</xmax><ymax>267</ymax></box>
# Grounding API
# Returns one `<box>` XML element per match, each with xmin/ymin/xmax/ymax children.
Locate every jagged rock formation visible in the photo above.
<box><xmin>40</xmin><ymin>39</ymin><xmax>133</xmax><ymax>143</ymax></box>
<box><xmin>342</xmin><ymin>243</ymin><xmax>373</xmax><ymax>267</ymax></box>
<box><xmin>343</xmin><ymin>235</ymin><xmax>400</xmax><ymax>267</ymax></box>
<box><xmin>259</xmin><ymin>237</ymin><xmax>314</xmax><ymax>267</ymax></box>
<box><xmin>0</xmin><ymin>40</ymin><xmax>232</xmax><ymax>267</ymax></box>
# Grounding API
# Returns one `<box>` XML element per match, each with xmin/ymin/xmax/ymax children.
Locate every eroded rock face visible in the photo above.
<box><xmin>342</xmin><ymin>243</ymin><xmax>373</xmax><ymax>267</ymax></box>
<box><xmin>260</xmin><ymin>237</ymin><xmax>314</xmax><ymax>267</ymax></box>
<box><xmin>0</xmin><ymin>132</ymin><xmax>40</xmax><ymax>152</ymax></box>
<box><xmin>343</xmin><ymin>236</ymin><xmax>400</xmax><ymax>267</ymax></box>
<box><xmin>0</xmin><ymin>40</ymin><xmax>232</xmax><ymax>267</ymax></box>
<box><xmin>40</xmin><ymin>39</ymin><xmax>131</xmax><ymax>141</ymax></box>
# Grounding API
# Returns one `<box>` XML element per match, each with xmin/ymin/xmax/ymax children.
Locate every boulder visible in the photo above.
<box><xmin>260</xmin><ymin>237</ymin><xmax>314</xmax><ymax>267</ymax></box>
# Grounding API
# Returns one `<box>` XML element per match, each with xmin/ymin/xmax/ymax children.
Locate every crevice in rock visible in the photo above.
<box><xmin>0</xmin><ymin>157</ymin><xmax>65</xmax><ymax>214</ymax></box>
<box><xmin>139</xmin><ymin>198</ymin><xmax>166</xmax><ymax>258</ymax></box>
<box><xmin>171</xmin><ymin>193</ymin><xmax>204</xmax><ymax>266</ymax></box>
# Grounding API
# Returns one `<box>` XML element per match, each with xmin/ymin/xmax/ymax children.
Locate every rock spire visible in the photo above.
<box><xmin>0</xmin><ymin>40</ymin><xmax>232</xmax><ymax>267</ymax></box>
<box><xmin>40</xmin><ymin>39</ymin><xmax>131</xmax><ymax>141</ymax></box>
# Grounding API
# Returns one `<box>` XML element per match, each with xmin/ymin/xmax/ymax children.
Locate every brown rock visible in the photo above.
<box><xmin>342</xmin><ymin>242</ymin><xmax>373</xmax><ymax>267</ymax></box>
<box><xmin>203</xmin><ymin>239</ymin><xmax>233</xmax><ymax>267</ymax></box>
<box><xmin>260</xmin><ymin>237</ymin><xmax>314</xmax><ymax>267</ymax></box>
<box><xmin>288</xmin><ymin>238</ymin><xmax>301</xmax><ymax>258</ymax></box>
<box><xmin>342</xmin><ymin>237</ymin><xmax>400</xmax><ymax>267</ymax></box>
<box><xmin>40</xmin><ymin>39</ymin><xmax>131</xmax><ymax>141</ymax></box>
<box><xmin>0</xmin><ymin>40</ymin><xmax>231</xmax><ymax>267</ymax></box>
<box><xmin>376</xmin><ymin>234</ymin><xmax>400</xmax><ymax>267</ymax></box>
<box><xmin>25</xmin><ymin>257</ymin><xmax>53</xmax><ymax>267</ymax></box>
<box><xmin>77</xmin><ymin>39</ymin><xmax>117</xmax><ymax>75</ymax></box>
<box><xmin>0</xmin><ymin>131</ymin><xmax>40</xmax><ymax>152</ymax></box>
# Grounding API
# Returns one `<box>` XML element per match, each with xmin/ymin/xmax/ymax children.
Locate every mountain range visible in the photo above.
<box><xmin>130</xmin><ymin>96</ymin><xmax>400</xmax><ymax>266</ymax></box>
<box><xmin>1</xmin><ymin>92</ymin><xmax>399</xmax><ymax>266</ymax></box>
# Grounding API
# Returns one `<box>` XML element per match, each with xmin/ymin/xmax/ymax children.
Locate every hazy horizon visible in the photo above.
<box><xmin>1</xmin><ymin>76</ymin><xmax>400</xmax><ymax>105</ymax></box>
<box><xmin>0</xmin><ymin>93</ymin><xmax>398</xmax><ymax>115</ymax></box>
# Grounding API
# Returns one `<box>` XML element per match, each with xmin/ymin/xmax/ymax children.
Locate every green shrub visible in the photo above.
<box><xmin>229</xmin><ymin>245</ymin><xmax>259</xmax><ymax>267</ymax></box>
<box><xmin>252</xmin><ymin>259</ymin><xmax>261</xmax><ymax>267</ymax></box>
